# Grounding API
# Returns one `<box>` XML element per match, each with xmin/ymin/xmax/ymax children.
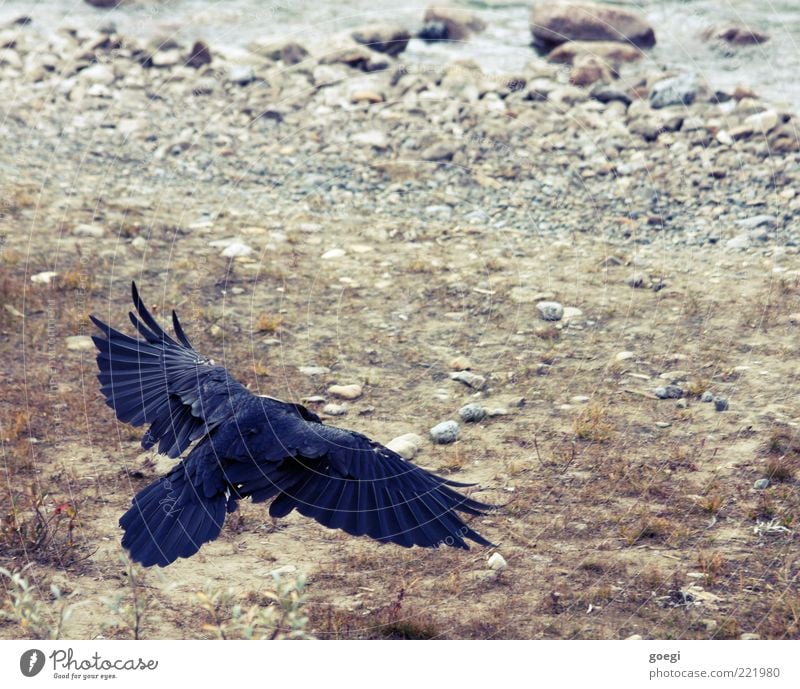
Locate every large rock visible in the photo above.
<box><xmin>352</xmin><ymin>24</ymin><xmax>411</xmax><ymax>57</ymax></box>
<box><xmin>530</xmin><ymin>1</ymin><xmax>656</xmax><ymax>52</ymax></box>
<box><xmin>420</xmin><ymin>5</ymin><xmax>487</xmax><ymax>42</ymax></box>
<box><xmin>547</xmin><ymin>40</ymin><xmax>644</xmax><ymax>66</ymax></box>
<box><xmin>702</xmin><ymin>23</ymin><xmax>769</xmax><ymax>46</ymax></box>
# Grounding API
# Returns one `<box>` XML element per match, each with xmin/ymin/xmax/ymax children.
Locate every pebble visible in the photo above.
<box><xmin>458</xmin><ymin>403</ymin><xmax>486</xmax><ymax>423</ymax></box>
<box><xmin>561</xmin><ymin>306</ymin><xmax>583</xmax><ymax>323</ymax></box>
<box><xmin>753</xmin><ymin>478</ymin><xmax>770</xmax><ymax>490</ymax></box>
<box><xmin>299</xmin><ymin>366</ymin><xmax>330</xmax><ymax>376</ymax></box>
<box><xmin>66</xmin><ymin>335</ymin><xmax>94</xmax><ymax>351</ymax></box>
<box><xmin>626</xmin><ymin>273</ymin><xmax>647</xmax><ymax>288</ymax></box>
<box><xmin>487</xmin><ymin>552</ymin><xmax>507</xmax><ymax>571</ymax></box>
<box><xmin>449</xmin><ymin>355</ymin><xmax>472</xmax><ymax>371</ymax></box>
<box><xmin>322</xmin><ymin>403</ymin><xmax>348</xmax><ymax>416</ymax></box>
<box><xmin>650</xmin><ymin>73</ymin><xmax>703</xmax><ymax>109</ymax></box>
<box><xmin>735</xmin><ymin>215</ymin><xmax>776</xmax><ymax>229</ymax></box>
<box><xmin>615</xmin><ymin>351</ymin><xmax>634</xmax><ymax>362</ymax></box>
<box><xmin>536</xmin><ymin>301</ymin><xmax>564</xmax><ymax>321</ymax></box>
<box><xmin>714</xmin><ymin>397</ymin><xmax>729</xmax><ymax>411</ymax></box>
<box><xmin>700</xmin><ymin>391</ymin><xmax>714</xmax><ymax>403</ymax></box>
<box><xmin>386</xmin><ymin>432</ymin><xmax>424</xmax><ymax>459</ymax></box>
<box><xmin>421</xmin><ymin>142</ymin><xmax>455</xmax><ymax>162</ymax></box>
<box><xmin>655</xmin><ymin>385</ymin><xmax>683</xmax><ymax>399</ymax></box>
<box><xmin>221</xmin><ymin>242</ymin><xmax>253</xmax><ymax>258</ymax></box>
<box><xmin>450</xmin><ymin>370</ymin><xmax>486</xmax><ymax>390</ymax></box>
<box><xmin>321</xmin><ymin>248</ymin><xmax>346</xmax><ymax>260</ymax></box>
<box><xmin>31</xmin><ymin>271</ymin><xmax>58</xmax><ymax>284</ymax></box>
<box><xmin>430</xmin><ymin>420</ymin><xmax>459</xmax><ymax>444</ymax></box>
<box><xmin>73</xmin><ymin>223</ymin><xmax>105</xmax><ymax>238</ymax></box>
<box><xmin>725</xmin><ymin>233</ymin><xmax>751</xmax><ymax>250</ymax></box>
<box><xmin>739</xmin><ymin>633</ymin><xmax>761</xmax><ymax>640</ymax></box>
<box><xmin>327</xmin><ymin>384</ymin><xmax>363</xmax><ymax>400</ymax></box>
<box><xmin>744</xmin><ymin>109</ymin><xmax>779</xmax><ymax>133</ymax></box>
<box><xmin>228</xmin><ymin>65</ymin><xmax>255</xmax><ymax>85</ymax></box>
<box><xmin>80</xmin><ymin>63</ymin><xmax>115</xmax><ymax>85</ymax></box>
<box><xmin>570</xmin><ymin>396</ymin><xmax>590</xmax><ymax>404</ymax></box>
<box><xmin>352</xmin><ymin>130</ymin><xmax>389</xmax><ymax>149</ymax></box>
<box><xmin>486</xmin><ymin>407</ymin><xmax>509</xmax><ymax>417</ymax></box>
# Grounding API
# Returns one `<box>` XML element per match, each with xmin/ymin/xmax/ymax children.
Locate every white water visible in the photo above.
<box><xmin>1</xmin><ymin>0</ymin><xmax>798</xmax><ymax>109</ymax></box>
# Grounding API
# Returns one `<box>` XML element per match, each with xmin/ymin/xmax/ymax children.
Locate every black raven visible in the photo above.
<box><xmin>90</xmin><ymin>283</ymin><xmax>494</xmax><ymax>567</ymax></box>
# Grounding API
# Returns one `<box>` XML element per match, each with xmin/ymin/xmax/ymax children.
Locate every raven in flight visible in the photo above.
<box><xmin>90</xmin><ymin>283</ymin><xmax>494</xmax><ymax>567</ymax></box>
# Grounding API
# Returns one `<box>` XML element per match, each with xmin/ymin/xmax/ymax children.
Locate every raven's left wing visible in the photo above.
<box><xmin>91</xmin><ymin>282</ymin><xmax>249</xmax><ymax>458</ymax></box>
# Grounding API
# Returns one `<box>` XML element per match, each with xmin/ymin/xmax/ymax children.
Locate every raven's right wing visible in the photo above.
<box><xmin>90</xmin><ymin>282</ymin><xmax>249</xmax><ymax>458</ymax></box>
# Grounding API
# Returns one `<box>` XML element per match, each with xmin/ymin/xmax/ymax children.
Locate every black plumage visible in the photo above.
<box><xmin>91</xmin><ymin>282</ymin><xmax>495</xmax><ymax>567</ymax></box>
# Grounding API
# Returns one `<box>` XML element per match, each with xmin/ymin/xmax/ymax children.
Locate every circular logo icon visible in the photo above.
<box><xmin>20</xmin><ymin>649</ymin><xmax>45</xmax><ymax>678</ymax></box>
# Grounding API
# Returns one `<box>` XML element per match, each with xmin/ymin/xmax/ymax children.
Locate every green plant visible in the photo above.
<box><xmin>101</xmin><ymin>557</ymin><xmax>151</xmax><ymax>640</ymax></box>
<box><xmin>196</xmin><ymin>571</ymin><xmax>313</xmax><ymax>640</ymax></box>
<box><xmin>0</xmin><ymin>566</ymin><xmax>74</xmax><ymax>639</ymax></box>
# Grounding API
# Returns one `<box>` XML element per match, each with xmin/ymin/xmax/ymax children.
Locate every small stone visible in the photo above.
<box><xmin>151</xmin><ymin>50</ymin><xmax>181</xmax><ymax>68</ymax></box>
<box><xmin>655</xmin><ymin>421</ymin><xmax>671</xmax><ymax>428</ymax></box>
<box><xmin>536</xmin><ymin>301</ymin><xmax>564</xmax><ymax>321</ymax></box>
<box><xmin>221</xmin><ymin>242</ymin><xmax>252</xmax><ymax>258</ymax></box>
<box><xmin>323</xmin><ymin>403</ymin><xmax>348</xmax><ymax>416</ymax></box>
<box><xmin>487</xmin><ymin>552</ymin><xmax>507</xmax><ymax>571</ymax></box>
<box><xmin>626</xmin><ymin>634</ymin><xmax>643</xmax><ymax>640</ymax></box>
<box><xmin>676</xmin><ymin>399</ymin><xmax>688</xmax><ymax>409</ymax></box>
<box><xmin>627</xmin><ymin>273</ymin><xmax>647</xmax><ymax>288</ymax></box>
<box><xmin>31</xmin><ymin>271</ymin><xmax>58</xmax><ymax>284</ymax></box>
<box><xmin>228</xmin><ymin>65</ymin><xmax>256</xmax><ymax>85</ymax></box>
<box><xmin>615</xmin><ymin>351</ymin><xmax>634</xmax><ymax>362</ymax></box>
<box><xmin>186</xmin><ymin>40</ymin><xmax>212</xmax><ymax>68</ymax></box>
<box><xmin>321</xmin><ymin>248</ymin><xmax>346</xmax><ymax>260</ymax></box>
<box><xmin>327</xmin><ymin>384</ymin><xmax>362</xmax><ymax>400</ymax></box>
<box><xmin>487</xmin><ymin>408</ymin><xmax>509</xmax><ymax>418</ymax></box>
<box><xmin>352</xmin><ymin>130</ymin><xmax>389</xmax><ymax>149</ymax></box>
<box><xmin>736</xmin><ymin>214</ymin><xmax>776</xmax><ymax>230</ymax></box>
<box><xmin>131</xmin><ymin>236</ymin><xmax>147</xmax><ymax>251</ymax></box>
<box><xmin>716</xmin><ymin>130</ymin><xmax>734</xmax><ymax>146</ymax></box>
<box><xmin>351</xmin><ymin>89</ymin><xmax>384</xmax><ymax>104</ymax></box>
<box><xmin>740</xmin><ymin>633</ymin><xmax>761</xmax><ymax>640</ymax></box>
<box><xmin>570</xmin><ymin>396</ymin><xmax>590</xmax><ymax>404</ymax></box>
<box><xmin>561</xmin><ymin>306</ymin><xmax>583</xmax><ymax>323</ymax></box>
<box><xmin>725</xmin><ymin>233</ymin><xmax>751</xmax><ymax>250</ymax></box>
<box><xmin>650</xmin><ymin>73</ymin><xmax>703</xmax><ymax>109</ymax></box>
<box><xmin>66</xmin><ymin>335</ymin><xmax>94</xmax><ymax>351</ymax></box>
<box><xmin>449</xmin><ymin>355</ymin><xmax>472</xmax><ymax>371</ymax></box>
<box><xmin>421</xmin><ymin>143</ymin><xmax>455</xmax><ymax>162</ymax></box>
<box><xmin>386</xmin><ymin>433</ymin><xmax>425</xmax><ymax>459</ymax></box>
<box><xmin>80</xmin><ymin>63</ymin><xmax>115</xmax><ymax>85</ymax></box>
<box><xmin>753</xmin><ymin>478</ymin><xmax>770</xmax><ymax>490</ymax></box>
<box><xmin>73</xmin><ymin>223</ymin><xmax>105</xmax><ymax>238</ymax></box>
<box><xmin>745</xmin><ymin>110</ymin><xmax>779</xmax><ymax>133</ymax></box>
<box><xmin>209</xmin><ymin>324</ymin><xmax>223</xmax><ymax>339</ymax></box>
<box><xmin>430</xmin><ymin>420</ymin><xmax>459</xmax><ymax>444</ymax></box>
<box><xmin>299</xmin><ymin>366</ymin><xmax>330</xmax><ymax>376</ymax></box>
<box><xmin>714</xmin><ymin>397</ymin><xmax>729</xmax><ymax>411</ymax></box>
<box><xmin>655</xmin><ymin>385</ymin><xmax>683</xmax><ymax>399</ymax></box>
<box><xmin>700</xmin><ymin>391</ymin><xmax>714</xmax><ymax>403</ymax></box>
<box><xmin>450</xmin><ymin>370</ymin><xmax>486</xmax><ymax>390</ymax></box>
<box><xmin>458</xmin><ymin>403</ymin><xmax>486</xmax><ymax>423</ymax></box>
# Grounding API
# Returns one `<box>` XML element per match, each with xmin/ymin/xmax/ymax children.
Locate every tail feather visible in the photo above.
<box><xmin>120</xmin><ymin>469</ymin><xmax>227</xmax><ymax>567</ymax></box>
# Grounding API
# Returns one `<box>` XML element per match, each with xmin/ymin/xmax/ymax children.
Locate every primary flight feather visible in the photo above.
<box><xmin>91</xmin><ymin>282</ymin><xmax>495</xmax><ymax>567</ymax></box>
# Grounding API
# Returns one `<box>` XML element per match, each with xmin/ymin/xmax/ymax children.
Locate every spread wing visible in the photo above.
<box><xmin>221</xmin><ymin>411</ymin><xmax>496</xmax><ymax>549</ymax></box>
<box><xmin>90</xmin><ymin>281</ymin><xmax>249</xmax><ymax>458</ymax></box>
